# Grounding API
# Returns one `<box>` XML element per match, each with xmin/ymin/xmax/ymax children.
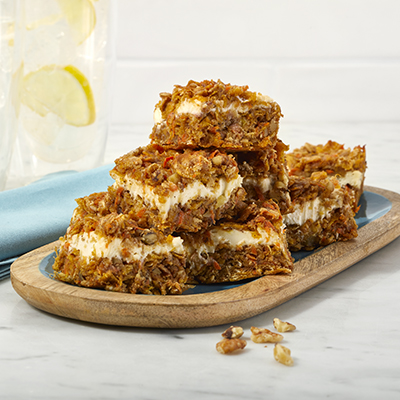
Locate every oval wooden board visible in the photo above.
<box><xmin>10</xmin><ymin>186</ymin><xmax>400</xmax><ymax>329</ymax></box>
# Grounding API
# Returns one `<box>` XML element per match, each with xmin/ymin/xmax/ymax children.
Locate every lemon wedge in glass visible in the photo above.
<box><xmin>56</xmin><ymin>0</ymin><xmax>97</xmax><ymax>45</ymax></box>
<box><xmin>20</xmin><ymin>65</ymin><xmax>96</xmax><ymax>127</ymax></box>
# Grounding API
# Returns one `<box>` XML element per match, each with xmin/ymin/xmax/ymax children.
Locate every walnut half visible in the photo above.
<box><xmin>222</xmin><ymin>326</ymin><xmax>244</xmax><ymax>339</ymax></box>
<box><xmin>216</xmin><ymin>338</ymin><xmax>247</xmax><ymax>354</ymax></box>
<box><xmin>250</xmin><ymin>326</ymin><xmax>283</xmax><ymax>343</ymax></box>
<box><xmin>273</xmin><ymin>318</ymin><xmax>296</xmax><ymax>333</ymax></box>
<box><xmin>274</xmin><ymin>344</ymin><xmax>294</xmax><ymax>366</ymax></box>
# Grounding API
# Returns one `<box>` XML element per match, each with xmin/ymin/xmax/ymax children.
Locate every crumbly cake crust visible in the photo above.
<box><xmin>183</xmin><ymin>201</ymin><xmax>293</xmax><ymax>284</ymax></box>
<box><xmin>53</xmin><ymin>246</ymin><xmax>188</xmax><ymax>295</ymax></box>
<box><xmin>110</xmin><ymin>144</ymin><xmax>246</xmax><ymax>233</ymax></box>
<box><xmin>286</xmin><ymin>141</ymin><xmax>366</xmax><ymax>176</ymax></box>
<box><xmin>284</xmin><ymin>173</ymin><xmax>358</xmax><ymax>251</ymax></box>
<box><xmin>111</xmin><ymin>144</ymin><xmax>240</xmax><ymax>193</ymax></box>
<box><xmin>286</xmin><ymin>140</ymin><xmax>366</xmax><ymax>210</ymax></box>
<box><xmin>150</xmin><ymin>80</ymin><xmax>282</xmax><ymax>151</ymax></box>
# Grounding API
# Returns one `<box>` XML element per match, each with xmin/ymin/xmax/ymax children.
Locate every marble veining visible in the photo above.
<box><xmin>1</xmin><ymin>123</ymin><xmax>400</xmax><ymax>399</ymax></box>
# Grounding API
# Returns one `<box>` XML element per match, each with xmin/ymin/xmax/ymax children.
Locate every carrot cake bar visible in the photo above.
<box><xmin>283</xmin><ymin>172</ymin><xmax>358</xmax><ymax>251</ymax></box>
<box><xmin>286</xmin><ymin>141</ymin><xmax>366</xmax><ymax>212</ymax></box>
<box><xmin>109</xmin><ymin>144</ymin><xmax>246</xmax><ymax>233</ymax></box>
<box><xmin>182</xmin><ymin>201</ymin><xmax>293</xmax><ymax>284</ymax></box>
<box><xmin>53</xmin><ymin>194</ymin><xmax>293</xmax><ymax>293</ymax></box>
<box><xmin>53</xmin><ymin>192</ymin><xmax>189</xmax><ymax>295</ymax></box>
<box><xmin>150</xmin><ymin>79</ymin><xmax>282</xmax><ymax>151</ymax></box>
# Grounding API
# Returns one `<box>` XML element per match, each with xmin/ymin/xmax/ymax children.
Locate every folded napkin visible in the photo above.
<box><xmin>0</xmin><ymin>257</ymin><xmax>17</xmax><ymax>280</ymax></box>
<box><xmin>0</xmin><ymin>164</ymin><xmax>114</xmax><ymax>279</ymax></box>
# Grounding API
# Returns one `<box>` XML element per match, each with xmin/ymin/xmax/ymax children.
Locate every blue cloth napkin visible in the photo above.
<box><xmin>0</xmin><ymin>164</ymin><xmax>114</xmax><ymax>279</ymax></box>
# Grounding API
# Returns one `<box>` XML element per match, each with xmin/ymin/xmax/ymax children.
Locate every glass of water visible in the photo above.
<box><xmin>9</xmin><ymin>0</ymin><xmax>115</xmax><ymax>187</ymax></box>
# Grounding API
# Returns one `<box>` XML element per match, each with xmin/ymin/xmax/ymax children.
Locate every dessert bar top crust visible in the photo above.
<box><xmin>286</xmin><ymin>140</ymin><xmax>366</xmax><ymax>177</ymax></box>
<box><xmin>65</xmin><ymin>192</ymin><xmax>162</xmax><ymax>243</ymax></box>
<box><xmin>110</xmin><ymin>144</ymin><xmax>240</xmax><ymax>195</ymax></box>
<box><xmin>150</xmin><ymin>79</ymin><xmax>282</xmax><ymax>150</ymax></box>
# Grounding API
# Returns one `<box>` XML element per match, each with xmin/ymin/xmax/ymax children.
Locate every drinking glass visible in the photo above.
<box><xmin>9</xmin><ymin>0</ymin><xmax>115</xmax><ymax>187</ymax></box>
<box><xmin>0</xmin><ymin>0</ymin><xmax>16</xmax><ymax>190</ymax></box>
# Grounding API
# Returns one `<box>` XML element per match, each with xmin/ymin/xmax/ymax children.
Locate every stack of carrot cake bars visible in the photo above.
<box><xmin>53</xmin><ymin>80</ymin><xmax>365</xmax><ymax>295</ymax></box>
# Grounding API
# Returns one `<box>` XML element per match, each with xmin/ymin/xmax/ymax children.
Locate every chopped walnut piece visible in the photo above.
<box><xmin>273</xmin><ymin>318</ymin><xmax>296</xmax><ymax>333</ymax></box>
<box><xmin>222</xmin><ymin>326</ymin><xmax>244</xmax><ymax>339</ymax></box>
<box><xmin>216</xmin><ymin>338</ymin><xmax>247</xmax><ymax>354</ymax></box>
<box><xmin>274</xmin><ymin>344</ymin><xmax>294</xmax><ymax>366</ymax></box>
<box><xmin>250</xmin><ymin>326</ymin><xmax>283</xmax><ymax>343</ymax></box>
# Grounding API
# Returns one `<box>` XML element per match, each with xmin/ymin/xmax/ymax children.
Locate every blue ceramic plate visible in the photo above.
<box><xmin>39</xmin><ymin>191</ymin><xmax>392</xmax><ymax>295</ymax></box>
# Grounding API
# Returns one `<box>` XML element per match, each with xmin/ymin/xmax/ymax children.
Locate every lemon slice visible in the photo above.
<box><xmin>26</xmin><ymin>14</ymin><xmax>63</xmax><ymax>31</ymax></box>
<box><xmin>10</xmin><ymin>63</ymin><xmax>47</xmax><ymax>119</ymax></box>
<box><xmin>21</xmin><ymin>65</ymin><xmax>96</xmax><ymax>127</ymax></box>
<box><xmin>56</xmin><ymin>0</ymin><xmax>96</xmax><ymax>45</ymax></box>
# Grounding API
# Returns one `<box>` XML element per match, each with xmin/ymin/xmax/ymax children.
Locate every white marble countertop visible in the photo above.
<box><xmin>1</xmin><ymin>122</ymin><xmax>400</xmax><ymax>400</ymax></box>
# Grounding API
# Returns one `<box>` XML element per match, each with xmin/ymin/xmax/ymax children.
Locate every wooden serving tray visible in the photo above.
<box><xmin>10</xmin><ymin>186</ymin><xmax>400</xmax><ymax>329</ymax></box>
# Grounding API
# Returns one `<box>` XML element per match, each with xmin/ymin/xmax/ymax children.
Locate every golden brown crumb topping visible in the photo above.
<box><xmin>150</xmin><ymin>80</ymin><xmax>282</xmax><ymax>150</ymax></box>
<box><xmin>156</xmin><ymin>79</ymin><xmax>280</xmax><ymax>121</ymax></box>
<box><xmin>286</xmin><ymin>140</ymin><xmax>366</xmax><ymax>177</ymax></box>
<box><xmin>110</xmin><ymin>144</ymin><xmax>240</xmax><ymax>192</ymax></box>
<box><xmin>288</xmin><ymin>171</ymin><xmax>341</xmax><ymax>205</ymax></box>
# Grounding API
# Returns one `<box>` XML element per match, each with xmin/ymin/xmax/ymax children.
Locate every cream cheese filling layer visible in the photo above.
<box><xmin>115</xmin><ymin>175</ymin><xmax>243</xmax><ymax>220</ymax></box>
<box><xmin>67</xmin><ymin>232</ymin><xmax>184</xmax><ymax>262</ymax></box>
<box><xmin>209</xmin><ymin>227</ymin><xmax>282</xmax><ymax>249</ymax></box>
<box><xmin>337</xmin><ymin>171</ymin><xmax>364</xmax><ymax>189</ymax></box>
<box><xmin>187</xmin><ymin>226</ymin><xmax>283</xmax><ymax>258</ymax></box>
<box><xmin>153</xmin><ymin>94</ymin><xmax>275</xmax><ymax>124</ymax></box>
<box><xmin>283</xmin><ymin>193</ymin><xmax>343</xmax><ymax>227</ymax></box>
